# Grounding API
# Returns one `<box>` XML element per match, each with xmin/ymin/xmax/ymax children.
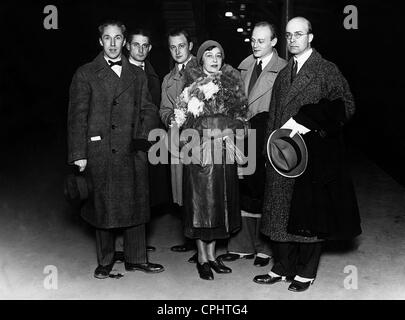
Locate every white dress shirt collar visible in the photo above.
<box><xmin>178</xmin><ymin>55</ymin><xmax>192</xmax><ymax>71</ymax></box>
<box><xmin>104</xmin><ymin>55</ymin><xmax>122</xmax><ymax>77</ymax></box>
<box><xmin>129</xmin><ymin>56</ymin><xmax>145</xmax><ymax>70</ymax></box>
<box><xmin>257</xmin><ymin>51</ymin><xmax>273</xmax><ymax>70</ymax></box>
<box><xmin>293</xmin><ymin>48</ymin><xmax>313</xmax><ymax>73</ymax></box>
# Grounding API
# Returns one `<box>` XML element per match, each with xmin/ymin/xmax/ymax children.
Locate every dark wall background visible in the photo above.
<box><xmin>0</xmin><ymin>0</ymin><xmax>402</xmax><ymax>184</ymax></box>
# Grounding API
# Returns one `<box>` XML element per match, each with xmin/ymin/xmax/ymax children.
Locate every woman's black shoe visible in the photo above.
<box><xmin>208</xmin><ymin>259</ymin><xmax>232</xmax><ymax>273</ymax></box>
<box><xmin>197</xmin><ymin>262</ymin><xmax>214</xmax><ymax>280</ymax></box>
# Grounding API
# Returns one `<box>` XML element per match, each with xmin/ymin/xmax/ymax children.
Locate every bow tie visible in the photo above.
<box><xmin>108</xmin><ymin>60</ymin><xmax>122</xmax><ymax>67</ymax></box>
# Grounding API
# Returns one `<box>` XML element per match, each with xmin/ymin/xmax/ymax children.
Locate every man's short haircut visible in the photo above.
<box><xmin>127</xmin><ymin>28</ymin><xmax>152</xmax><ymax>44</ymax></box>
<box><xmin>253</xmin><ymin>21</ymin><xmax>278</xmax><ymax>40</ymax></box>
<box><xmin>167</xmin><ymin>27</ymin><xmax>191</xmax><ymax>44</ymax></box>
<box><xmin>98</xmin><ymin>20</ymin><xmax>127</xmax><ymax>38</ymax></box>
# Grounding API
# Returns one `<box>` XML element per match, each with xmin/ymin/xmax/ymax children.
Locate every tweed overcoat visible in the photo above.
<box><xmin>68</xmin><ymin>52</ymin><xmax>159</xmax><ymax>229</ymax></box>
<box><xmin>261</xmin><ymin>49</ymin><xmax>356</xmax><ymax>242</ymax></box>
<box><xmin>159</xmin><ymin>56</ymin><xmax>198</xmax><ymax>205</ymax></box>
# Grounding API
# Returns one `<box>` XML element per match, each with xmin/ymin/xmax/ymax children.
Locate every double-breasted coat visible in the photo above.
<box><xmin>159</xmin><ymin>56</ymin><xmax>199</xmax><ymax>206</ymax></box>
<box><xmin>261</xmin><ymin>49</ymin><xmax>358</xmax><ymax>242</ymax></box>
<box><xmin>68</xmin><ymin>52</ymin><xmax>159</xmax><ymax>229</ymax></box>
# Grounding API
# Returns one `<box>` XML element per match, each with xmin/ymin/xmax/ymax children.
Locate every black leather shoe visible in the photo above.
<box><xmin>253</xmin><ymin>256</ymin><xmax>271</xmax><ymax>267</ymax></box>
<box><xmin>147</xmin><ymin>245</ymin><xmax>156</xmax><ymax>252</ymax></box>
<box><xmin>125</xmin><ymin>262</ymin><xmax>165</xmax><ymax>273</ymax></box>
<box><xmin>94</xmin><ymin>263</ymin><xmax>114</xmax><ymax>279</ymax></box>
<box><xmin>197</xmin><ymin>262</ymin><xmax>214</xmax><ymax>280</ymax></box>
<box><xmin>288</xmin><ymin>279</ymin><xmax>314</xmax><ymax>292</ymax></box>
<box><xmin>217</xmin><ymin>253</ymin><xmax>255</xmax><ymax>262</ymax></box>
<box><xmin>253</xmin><ymin>274</ymin><xmax>294</xmax><ymax>285</ymax></box>
<box><xmin>171</xmin><ymin>243</ymin><xmax>194</xmax><ymax>252</ymax></box>
<box><xmin>188</xmin><ymin>252</ymin><xmax>198</xmax><ymax>263</ymax></box>
<box><xmin>208</xmin><ymin>259</ymin><xmax>232</xmax><ymax>273</ymax></box>
<box><xmin>114</xmin><ymin>251</ymin><xmax>125</xmax><ymax>263</ymax></box>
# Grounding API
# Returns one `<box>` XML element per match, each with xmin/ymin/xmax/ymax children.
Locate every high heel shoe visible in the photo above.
<box><xmin>208</xmin><ymin>259</ymin><xmax>232</xmax><ymax>273</ymax></box>
<box><xmin>197</xmin><ymin>262</ymin><xmax>214</xmax><ymax>280</ymax></box>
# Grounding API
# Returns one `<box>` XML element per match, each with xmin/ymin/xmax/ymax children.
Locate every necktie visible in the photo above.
<box><xmin>179</xmin><ymin>64</ymin><xmax>185</xmax><ymax>77</ymax></box>
<box><xmin>248</xmin><ymin>60</ymin><xmax>262</xmax><ymax>95</ymax></box>
<box><xmin>108</xmin><ymin>60</ymin><xmax>122</xmax><ymax>67</ymax></box>
<box><xmin>256</xmin><ymin>60</ymin><xmax>262</xmax><ymax>77</ymax></box>
<box><xmin>291</xmin><ymin>59</ymin><xmax>298</xmax><ymax>83</ymax></box>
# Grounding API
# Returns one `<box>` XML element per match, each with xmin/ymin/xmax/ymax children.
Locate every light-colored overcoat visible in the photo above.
<box><xmin>238</xmin><ymin>50</ymin><xmax>287</xmax><ymax>119</ymax></box>
<box><xmin>159</xmin><ymin>56</ymin><xmax>198</xmax><ymax>205</ymax></box>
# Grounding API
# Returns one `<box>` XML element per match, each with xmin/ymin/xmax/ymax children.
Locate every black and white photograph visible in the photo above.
<box><xmin>0</xmin><ymin>0</ymin><xmax>403</xmax><ymax>307</ymax></box>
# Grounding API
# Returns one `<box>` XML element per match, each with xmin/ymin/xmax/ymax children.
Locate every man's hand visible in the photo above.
<box><xmin>74</xmin><ymin>159</ymin><xmax>87</xmax><ymax>172</ymax></box>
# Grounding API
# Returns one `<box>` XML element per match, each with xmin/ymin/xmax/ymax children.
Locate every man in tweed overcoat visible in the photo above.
<box><xmin>68</xmin><ymin>20</ymin><xmax>163</xmax><ymax>278</ymax></box>
<box><xmin>254</xmin><ymin>17</ymin><xmax>360</xmax><ymax>292</ymax></box>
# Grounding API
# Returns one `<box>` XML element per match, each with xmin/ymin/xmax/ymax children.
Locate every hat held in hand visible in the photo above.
<box><xmin>267</xmin><ymin>128</ymin><xmax>308</xmax><ymax>178</ymax></box>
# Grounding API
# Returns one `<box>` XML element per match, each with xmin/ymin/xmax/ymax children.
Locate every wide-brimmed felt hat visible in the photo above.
<box><xmin>63</xmin><ymin>173</ymin><xmax>93</xmax><ymax>206</ymax></box>
<box><xmin>267</xmin><ymin>128</ymin><xmax>308</xmax><ymax>178</ymax></box>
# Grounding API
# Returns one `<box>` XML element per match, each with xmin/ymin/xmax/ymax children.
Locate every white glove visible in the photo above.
<box><xmin>281</xmin><ymin>117</ymin><xmax>310</xmax><ymax>137</ymax></box>
<box><xmin>74</xmin><ymin>159</ymin><xmax>87</xmax><ymax>172</ymax></box>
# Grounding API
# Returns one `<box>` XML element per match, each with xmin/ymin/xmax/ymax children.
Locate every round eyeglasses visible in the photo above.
<box><xmin>285</xmin><ymin>32</ymin><xmax>310</xmax><ymax>41</ymax></box>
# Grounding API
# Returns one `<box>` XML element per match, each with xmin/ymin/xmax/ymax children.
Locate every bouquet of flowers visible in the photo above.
<box><xmin>171</xmin><ymin>67</ymin><xmax>248</xmax><ymax>129</ymax></box>
<box><xmin>170</xmin><ymin>66</ymin><xmax>249</xmax><ymax>166</ymax></box>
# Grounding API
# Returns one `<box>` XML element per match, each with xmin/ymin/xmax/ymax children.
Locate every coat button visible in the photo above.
<box><xmin>112</xmin><ymin>124</ymin><xmax>116</xmax><ymax>129</ymax></box>
<box><xmin>112</xmin><ymin>100</ymin><xmax>118</xmax><ymax>106</ymax></box>
<box><xmin>131</xmin><ymin>123</ymin><xmax>135</xmax><ymax>128</ymax></box>
<box><xmin>112</xmin><ymin>149</ymin><xmax>117</xmax><ymax>153</ymax></box>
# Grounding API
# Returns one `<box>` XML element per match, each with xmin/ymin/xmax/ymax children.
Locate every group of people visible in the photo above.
<box><xmin>67</xmin><ymin>15</ymin><xmax>361</xmax><ymax>292</ymax></box>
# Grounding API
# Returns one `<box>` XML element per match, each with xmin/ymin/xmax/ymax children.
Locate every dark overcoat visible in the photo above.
<box><xmin>183</xmin><ymin>64</ymin><xmax>246</xmax><ymax>237</ymax></box>
<box><xmin>261</xmin><ymin>49</ymin><xmax>358</xmax><ymax>242</ymax></box>
<box><xmin>68</xmin><ymin>52</ymin><xmax>159</xmax><ymax>229</ymax></box>
<box><xmin>143</xmin><ymin>60</ymin><xmax>171</xmax><ymax>207</ymax></box>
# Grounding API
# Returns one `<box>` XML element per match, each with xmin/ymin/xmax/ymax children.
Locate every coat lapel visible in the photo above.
<box><xmin>93</xmin><ymin>52</ymin><xmax>121</xmax><ymax>98</ymax></box>
<box><xmin>283</xmin><ymin>50</ymin><xmax>318</xmax><ymax>107</ymax></box>
<box><xmin>248</xmin><ymin>51</ymin><xmax>281</xmax><ymax>104</ymax></box>
<box><xmin>114</xmin><ymin>56</ymin><xmax>136</xmax><ymax>99</ymax></box>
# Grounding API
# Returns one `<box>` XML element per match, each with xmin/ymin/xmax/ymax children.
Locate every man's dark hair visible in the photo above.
<box><xmin>98</xmin><ymin>20</ymin><xmax>127</xmax><ymax>38</ymax></box>
<box><xmin>127</xmin><ymin>28</ymin><xmax>152</xmax><ymax>44</ymax></box>
<box><xmin>167</xmin><ymin>27</ymin><xmax>192</xmax><ymax>44</ymax></box>
<box><xmin>254</xmin><ymin>21</ymin><xmax>278</xmax><ymax>40</ymax></box>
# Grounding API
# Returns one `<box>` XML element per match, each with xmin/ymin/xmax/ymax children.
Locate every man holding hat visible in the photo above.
<box><xmin>254</xmin><ymin>16</ymin><xmax>361</xmax><ymax>292</ymax></box>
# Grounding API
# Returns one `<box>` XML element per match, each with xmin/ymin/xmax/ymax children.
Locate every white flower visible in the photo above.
<box><xmin>181</xmin><ymin>86</ymin><xmax>190</xmax><ymax>103</ymax></box>
<box><xmin>187</xmin><ymin>96</ymin><xmax>204</xmax><ymax>117</ymax></box>
<box><xmin>173</xmin><ymin>109</ymin><xmax>187</xmax><ymax>127</ymax></box>
<box><xmin>199</xmin><ymin>81</ymin><xmax>219</xmax><ymax>100</ymax></box>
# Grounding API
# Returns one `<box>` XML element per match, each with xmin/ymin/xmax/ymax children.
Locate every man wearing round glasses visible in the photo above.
<box><xmin>255</xmin><ymin>17</ymin><xmax>360</xmax><ymax>292</ymax></box>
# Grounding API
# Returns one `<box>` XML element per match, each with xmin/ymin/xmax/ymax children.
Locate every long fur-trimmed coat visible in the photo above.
<box><xmin>261</xmin><ymin>49</ymin><xmax>357</xmax><ymax>242</ymax></box>
<box><xmin>68</xmin><ymin>52</ymin><xmax>159</xmax><ymax>229</ymax></box>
